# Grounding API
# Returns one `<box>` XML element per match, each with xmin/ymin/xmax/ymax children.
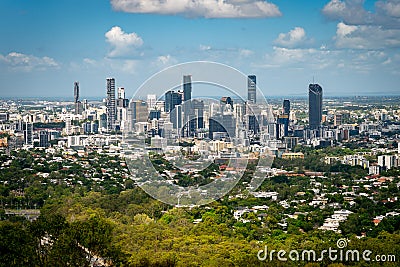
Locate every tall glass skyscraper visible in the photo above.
<box><xmin>183</xmin><ymin>75</ymin><xmax>192</xmax><ymax>102</ymax></box>
<box><xmin>283</xmin><ymin>99</ymin><xmax>290</xmax><ymax>115</ymax></box>
<box><xmin>247</xmin><ymin>75</ymin><xmax>256</xmax><ymax>103</ymax></box>
<box><xmin>74</xmin><ymin>81</ymin><xmax>83</xmax><ymax>115</ymax></box>
<box><xmin>165</xmin><ymin>90</ymin><xmax>182</xmax><ymax>112</ymax></box>
<box><xmin>74</xmin><ymin>81</ymin><xmax>79</xmax><ymax>103</ymax></box>
<box><xmin>106</xmin><ymin>78</ymin><xmax>116</xmax><ymax>131</ymax></box>
<box><xmin>308</xmin><ymin>83</ymin><xmax>323</xmax><ymax>130</ymax></box>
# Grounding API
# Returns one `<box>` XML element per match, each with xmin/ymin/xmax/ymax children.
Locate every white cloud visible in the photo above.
<box><xmin>376</xmin><ymin>0</ymin><xmax>400</xmax><ymax>18</ymax></box>
<box><xmin>322</xmin><ymin>1</ymin><xmax>400</xmax><ymax>49</ymax></box>
<box><xmin>83</xmin><ymin>58</ymin><xmax>97</xmax><ymax>65</ymax></box>
<box><xmin>199</xmin><ymin>44</ymin><xmax>212</xmax><ymax>51</ymax></box>
<box><xmin>274</xmin><ymin>27</ymin><xmax>311</xmax><ymax>48</ymax></box>
<box><xmin>110</xmin><ymin>0</ymin><xmax>282</xmax><ymax>18</ymax></box>
<box><xmin>239</xmin><ymin>49</ymin><xmax>254</xmax><ymax>57</ymax></box>
<box><xmin>105</xmin><ymin>26</ymin><xmax>143</xmax><ymax>57</ymax></box>
<box><xmin>323</xmin><ymin>0</ymin><xmax>400</xmax><ymax>28</ymax></box>
<box><xmin>156</xmin><ymin>54</ymin><xmax>177</xmax><ymax>66</ymax></box>
<box><xmin>322</xmin><ymin>0</ymin><xmax>372</xmax><ymax>25</ymax></box>
<box><xmin>335</xmin><ymin>22</ymin><xmax>400</xmax><ymax>49</ymax></box>
<box><xmin>261</xmin><ymin>46</ymin><xmax>392</xmax><ymax>74</ymax></box>
<box><xmin>0</xmin><ymin>52</ymin><xmax>59</xmax><ymax>72</ymax></box>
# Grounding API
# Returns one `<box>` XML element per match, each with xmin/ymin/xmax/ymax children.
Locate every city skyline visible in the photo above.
<box><xmin>0</xmin><ymin>0</ymin><xmax>400</xmax><ymax>98</ymax></box>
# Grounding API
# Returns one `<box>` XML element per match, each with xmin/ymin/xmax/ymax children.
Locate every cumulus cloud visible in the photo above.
<box><xmin>335</xmin><ymin>22</ymin><xmax>400</xmax><ymax>49</ymax></box>
<box><xmin>322</xmin><ymin>0</ymin><xmax>400</xmax><ymax>28</ymax></box>
<box><xmin>322</xmin><ymin>0</ymin><xmax>372</xmax><ymax>25</ymax></box>
<box><xmin>376</xmin><ymin>0</ymin><xmax>400</xmax><ymax>18</ymax></box>
<box><xmin>274</xmin><ymin>27</ymin><xmax>311</xmax><ymax>48</ymax></box>
<box><xmin>322</xmin><ymin>1</ymin><xmax>400</xmax><ymax>49</ymax></box>
<box><xmin>105</xmin><ymin>26</ymin><xmax>144</xmax><ymax>57</ymax></box>
<box><xmin>0</xmin><ymin>52</ymin><xmax>59</xmax><ymax>72</ymax></box>
<box><xmin>110</xmin><ymin>0</ymin><xmax>282</xmax><ymax>18</ymax></box>
<box><xmin>260</xmin><ymin>45</ymin><xmax>392</xmax><ymax>73</ymax></box>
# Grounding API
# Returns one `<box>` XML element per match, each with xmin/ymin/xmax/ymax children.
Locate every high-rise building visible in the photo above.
<box><xmin>74</xmin><ymin>81</ymin><xmax>79</xmax><ymax>103</ymax></box>
<box><xmin>165</xmin><ymin>91</ymin><xmax>182</xmax><ymax>112</ymax></box>
<box><xmin>183</xmin><ymin>75</ymin><xmax>192</xmax><ymax>102</ymax></box>
<box><xmin>309</xmin><ymin>83</ymin><xmax>323</xmax><ymax>130</ymax></box>
<box><xmin>221</xmin><ymin>97</ymin><xmax>234</xmax><ymax>109</ymax></box>
<box><xmin>247</xmin><ymin>75</ymin><xmax>256</xmax><ymax>103</ymax></box>
<box><xmin>106</xmin><ymin>78</ymin><xmax>116</xmax><ymax>131</ymax></box>
<box><xmin>129</xmin><ymin>100</ymin><xmax>148</xmax><ymax>127</ymax></box>
<box><xmin>334</xmin><ymin>113</ymin><xmax>342</xmax><ymax>126</ymax></box>
<box><xmin>74</xmin><ymin>81</ymin><xmax>83</xmax><ymax>115</ymax></box>
<box><xmin>147</xmin><ymin>94</ymin><xmax>157</xmax><ymax>109</ymax></box>
<box><xmin>39</xmin><ymin>130</ymin><xmax>50</xmax><ymax>148</ymax></box>
<box><xmin>23</xmin><ymin>122</ymin><xmax>33</xmax><ymax>145</ymax></box>
<box><xmin>283</xmin><ymin>99</ymin><xmax>290</xmax><ymax>115</ymax></box>
<box><xmin>209</xmin><ymin>114</ymin><xmax>236</xmax><ymax>140</ymax></box>
<box><xmin>278</xmin><ymin>99</ymin><xmax>290</xmax><ymax>137</ymax></box>
<box><xmin>117</xmin><ymin>87</ymin><xmax>125</xmax><ymax>99</ymax></box>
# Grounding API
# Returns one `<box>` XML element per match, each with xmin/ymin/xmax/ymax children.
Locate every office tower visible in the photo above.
<box><xmin>283</xmin><ymin>99</ymin><xmax>290</xmax><ymax>115</ymax></box>
<box><xmin>247</xmin><ymin>114</ymin><xmax>260</xmax><ymax>135</ymax></box>
<box><xmin>39</xmin><ymin>130</ymin><xmax>50</xmax><ymax>148</ymax></box>
<box><xmin>116</xmin><ymin>87</ymin><xmax>129</xmax><ymax>126</ymax></box>
<box><xmin>170</xmin><ymin>104</ymin><xmax>183</xmax><ymax>130</ymax></box>
<box><xmin>183</xmin><ymin>75</ymin><xmax>192</xmax><ymax>102</ymax></box>
<box><xmin>209</xmin><ymin>114</ymin><xmax>236</xmax><ymax>140</ymax></box>
<box><xmin>221</xmin><ymin>97</ymin><xmax>234</xmax><ymax>109</ymax></box>
<box><xmin>334</xmin><ymin>113</ymin><xmax>342</xmax><ymax>126</ymax></box>
<box><xmin>74</xmin><ymin>81</ymin><xmax>83</xmax><ymax>115</ymax></box>
<box><xmin>192</xmin><ymin>99</ymin><xmax>204</xmax><ymax>130</ymax></box>
<box><xmin>118</xmin><ymin>87</ymin><xmax>125</xmax><ymax>99</ymax></box>
<box><xmin>106</xmin><ymin>78</ymin><xmax>116</xmax><ymax>131</ymax></box>
<box><xmin>74</xmin><ymin>81</ymin><xmax>79</xmax><ymax>103</ymax></box>
<box><xmin>165</xmin><ymin>91</ymin><xmax>182</xmax><ymax>112</ymax></box>
<box><xmin>147</xmin><ymin>94</ymin><xmax>157</xmax><ymax>109</ymax></box>
<box><xmin>23</xmin><ymin>122</ymin><xmax>33</xmax><ymax>145</ymax></box>
<box><xmin>308</xmin><ymin>83</ymin><xmax>323</xmax><ymax>130</ymax></box>
<box><xmin>65</xmin><ymin>118</ymin><xmax>72</xmax><ymax>135</ymax></box>
<box><xmin>278</xmin><ymin>99</ymin><xmax>290</xmax><ymax>137</ymax></box>
<box><xmin>247</xmin><ymin>75</ymin><xmax>256</xmax><ymax>103</ymax></box>
<box><xmin>129</xmin><ymin>100</ymin><xmax>148</xmax><ymax>126</ymax></box>
<box><xmin>149</xmin><ymin>110</ymin><xmax>161</xmax><ymax>120</ymax></box>
<box><xmin>99</xmin><ymin>114</ymin><xmax>107</xmax><ymax>129</ymax></box>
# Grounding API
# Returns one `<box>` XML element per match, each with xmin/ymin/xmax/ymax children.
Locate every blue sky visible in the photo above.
<box><xmin>0</xmin><ymin>0</ymin><xmax>399</xmax><ymax>98</ymax></box>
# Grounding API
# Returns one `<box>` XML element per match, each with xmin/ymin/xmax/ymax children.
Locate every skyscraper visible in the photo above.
<box><xmin>147</xmin><ymin>94</ymin><xmax>157</xmax><ymax>109</ymax></box>
<box><xmin>278</xmin><ymin>99</ymin><xmax>290</xmax><ymax>138</ymax></box>
<box><xmin>165</xmin><ymin>91</ymin><xmax>182</xmax><ymax>112</ymax></box>
<box><xmin>74</xmin><ymin>81</ymin><xmax>83</xmax><ymax>115</ymax></box>
<box><xmin>183</xmin><ymin>75</ymin><xmax>192</xmax><ymax>102</ymax></box>
<box><xmin>309</xmin><ymin>83</ymin><xmax>323</xmax><ymax>130</ymax></box>
<box><xmin>106</xmin><ymin>78</ymin><xmax>116</xmax><ymax>131</ymax></box>
<box><xmin>283</xmin><ymin>99</ymin><xmax>290</xmax><ymax>115</ymax></box>
<box><xmin>247</xmin><ymin>75</ymin><xmax>256</xmax><ymax>103</ymax></box>
<box><xmin>74</xmin><ymin>81</ymin><xmax>79</xmax><ymax>103</ymax></box>
<box><xmin>117</xmin><ymin>87</ymin><xmax>125</xmax><ymax>99</ymax></box>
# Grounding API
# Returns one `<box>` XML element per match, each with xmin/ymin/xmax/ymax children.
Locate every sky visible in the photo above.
<box><xmin>0</xmin><ymin>0</ymin><xmax>399</xmax><ymax>99</ymax></box>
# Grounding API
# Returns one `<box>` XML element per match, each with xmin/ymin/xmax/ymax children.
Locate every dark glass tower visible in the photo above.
<box><xmin>165</xmin><ymin>91</ymin><xmax>182</xmax><ymax>112</ymax></box>
<box><xmin>183</xmin><ymin>75</ymin><xmax>192</xmax><ymax>102</ymax></box>
<box><xmin>74</xmin><ymin>81</ymin><xmax>83</xmax><ymax>115</ymax></box>
<box><xmin>283</xmin><ymin>99</ymin><xmax>290</xmax><ymax>115</ymax></box>
<box><xmin>308</xmin><ymin>83</ymin><xmax>323</xmax><ymax>130</ymax></box>
<box><xmin>106</xmin><ymin>78</ymin><xmax>116</xmax><ymax>131</ymax></box>
<box><xmin>247</xmin><ymin>75</ymin><xmax>256</xmax><ymax>103</ymax></box>
<box><xmin>74</xmin><ymin>81</ymin><xmax>79</xmax><ymax>103</ymax></box>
